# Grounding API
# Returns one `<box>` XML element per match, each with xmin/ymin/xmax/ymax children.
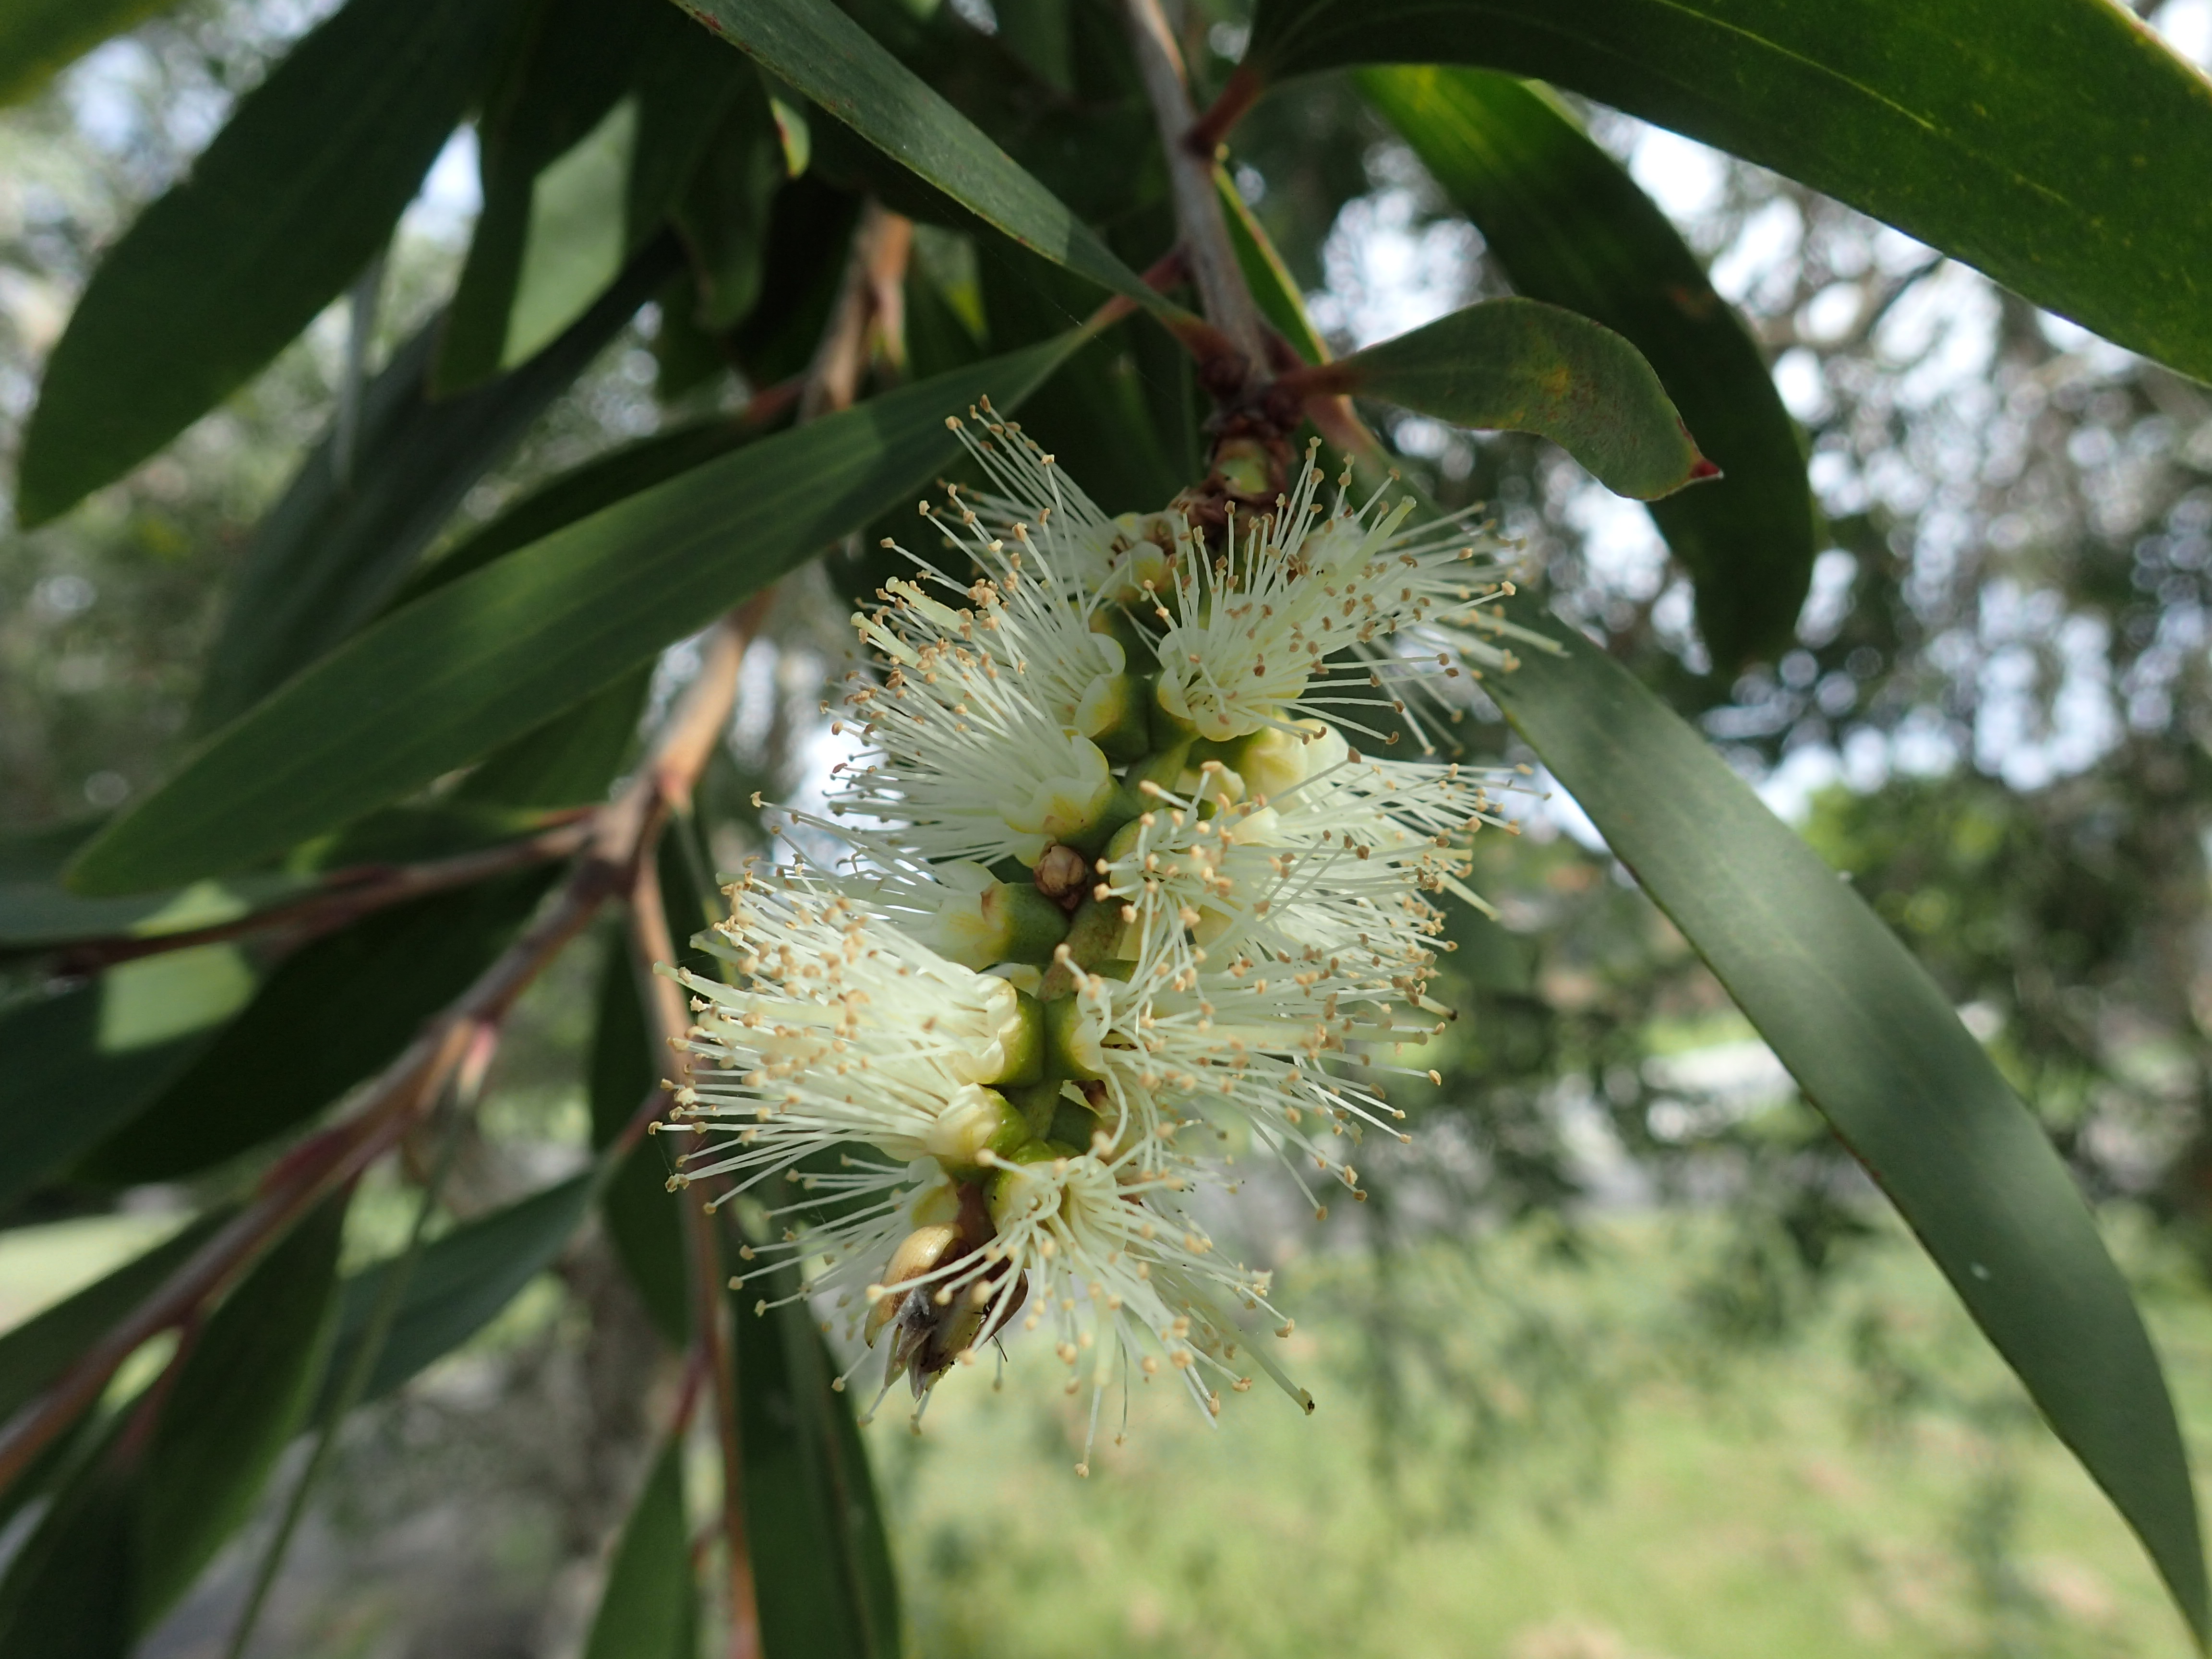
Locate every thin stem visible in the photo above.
<box><xmin>1188</xmin><ymin>62</ymin><xmax>1263</xmax><ymax>156</ymax></box>
<box><xmin>799</xmin><ymin>201</ymin><xmax>914</xmax><ymax>421</ymax></box>
<box><xmin>0</xmin><ymin>611</ymin><xmax>760</xmax><ymax>1501</ymax></box>
<box><xmin>1120</xmin><ymin>0</ymin><xmax>1270</xmax><ymax>386</ymax></box>
<box><xmin>631</xmin><ymin>852</ymin><xmax>761</xmax><ymax>1659</ymax></box>
<box><xmin>41</xmin><ymin>816</ymin><xmax>594</xmax><ymax>975</ymax></box>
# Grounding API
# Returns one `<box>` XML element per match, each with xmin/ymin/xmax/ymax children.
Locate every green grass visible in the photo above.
<box><xmin>865</xmin><ymin>1213</ymin><xmax>2212</xmax><ymax>1659</ymax></box>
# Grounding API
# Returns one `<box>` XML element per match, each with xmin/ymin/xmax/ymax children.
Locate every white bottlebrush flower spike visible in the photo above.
<box><xmin>658</xmin><ymin>403</ymin><xmax>1536</xmax><ymax>1470</ymax></box>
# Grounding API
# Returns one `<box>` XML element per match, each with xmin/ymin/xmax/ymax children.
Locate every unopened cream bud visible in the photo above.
<box><xmin>923</xmin><ymin>1085</ymin><xmax>1029</xmax><ymax>1170</ymax></box>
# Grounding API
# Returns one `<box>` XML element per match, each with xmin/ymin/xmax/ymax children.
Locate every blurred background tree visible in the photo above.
<box><xmin>5</xmin><ymin>0</ymin><xmax>2212</xmax><ymax>1656</ymax></box>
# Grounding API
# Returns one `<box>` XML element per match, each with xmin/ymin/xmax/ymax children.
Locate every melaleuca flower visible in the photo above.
<box><xmin>659</xmin><ymin>868</ymin><xmax>1045</xmax><ymax>1193</ymax></box>
<box><xmin>1147</xmin><ymin>439</ymin><xmax>1541</xmax><ymax>750</ymax></box>
<box><xmin>657</xmin><ymin>402</ymin><xmax>1542</xmax><ymax>1465</ymax></box>
<box><xmin>726</xmin><ymin>1133</ymin><xmax>1309</xmax><ymax>1468</ymax></box>
<box><xmin>1091</xmin><ymin>719</ymin><xmax>1525</xmax><ymax>975</ymax></box>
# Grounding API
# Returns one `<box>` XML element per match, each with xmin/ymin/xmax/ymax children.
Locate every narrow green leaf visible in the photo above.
<box><xmin>1244</xmin><ymin>0</ymin><xmax>2212</xmax><ymax>385</ymax></box>
<box><xmin>580</xmin><ymin>1435</ymin><xmax>696</xmax><ymax>1659</ymax></box>
<box><xmin>134</xmin><ymin>1191</ymin><xmax>348</xmax><ymax>1623</ymax></box>
<box><xmin>733</xmin><ymin>1256</ymin><xmax>901</xmax><ymax>1659</ymax></box>
<box><xmin>323</xmin><ymin>1173</ymin><xmax>594</xmax><ymax>1406</ymax></box>
<box><xmin>398</xmin><ymin>408</ymin><xmax>790</xmax><ymax>607</ymax></box>
<box><xmin>1359</xmin><ymin>67</ymin><xmax>1814</xmax><ymax>665</ymax></box>
<box><xmin>671</xmin><ymin>80</ymin><xmax>785</xmax><ymax>333</ymax></box>
<box><xmin>0</xmin><ymin>945</ymin><xmax>256</xmax><ymax>1214</ymax></box>
<box><xmin>79</xmin><ymin>872</ymin><xmax>554</xmax><ymax>1186</ymax></box>
<box><xmin>670</xmin><ymin>0</ymin><xmax>1182</xmax><ymax>323</ymax></box>
<box><xmin>0</xmin><ymin>0</ymin><xmax>175</xmax><ymax>109</ymax></box>
<box><xmin>438</xmin><ymin>0</ymin><xmax>727</xmax><ymax>390</ymax></box>
<box><xmin>1214</xmin><ymin>168</ymin><xmax>1327</xmax><ymax>367</ymax></box>
<box><xmin>0</xmin><ymin>1213</ymin><xmax>228</xmax><ymax>1425</ymax></box>
<box><xmin>0</xmin><ymin>1455</ymin><xmax>134</xmax><ymax>1659</ymax></box>
<box><xmin>1487</xmin><ymin>599</ymin><xmax>2209</xmax><ymax>1643</ymax></box>
<box><xmin>67</xmin><ymin>337</ymin><xmax>1082</xmax><ymax>895</ymax></box>
<box><xmin>1298</xmin><ymin>297</ymin><xmax>1707</xmax><ymax>499</ymax></box>
<box><xmin>15</xmin><ymin>0</ymin><xmax>506</xmax><ymax>524</ymax></box>
<box><xmin>589</xmin><ymin>936</ymin><xmax>689</xmax><ymax>1347</ymax></box>
<box><xmin>457</xmin><ymin>665</ymin><xmax>651</xmax><ymax>810</ymax></box>
<box><xmin>976</xmin><ymin>238</ymin><xmax>1187</xmax><ymax>515</ymax></box>
<box><xmin>194</xmin><ymin>244</ymin><xmax>675</xmax><ymax>731</ymax></box>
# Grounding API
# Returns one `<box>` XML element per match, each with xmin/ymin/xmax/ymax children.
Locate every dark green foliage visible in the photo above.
<box><xmin>673</xmin><ymin>0</ymin><xmax>1171</xmax><ymax>317</ymax></box>
<box><xmin>10</xmin><ymin>0</ymin><xmax>2212</xmax><ymax>1647</ymax></box>
<box><xmin>589</xmin><ymin>932</ymin><xmax>690</xmax><ymax>1346</ymax></box>
<box><xmin>580</xmin><ymin>1436</ymin><xmax>696</xmax><ymax>1659</ymax></box>
<box><xmin>1360</xmin><ymin>67</ymin><xmax>1815</xmax><ymax>668</ymax></box>
<box><xmin>0</xmin><ymin>1195</ymin><xmax>347</xmax><ymax>1651</ymax></box>
<box><xmin>436</xmin><ymin>0</ymin><xmax>739</xmax><ymax>391</ymax></box>
<box><xmin>15</xmin><ymin>0</ymin><xmax>509</xmax><ymax>523</ymax></box>
<box><xmin>0</xmin><ymin>948</ymin><xmax>255</xmax><ymax>1214</ymax></box>
<box><xmin>321</xmin><ymin>1174</ymin><xmax>593</xmax><ymax>1406</ymax></box>
<box><xmin>734</xmin><ymin>1252</ymin><xmax>902</xmax><ymax>1659</ymax></box>
<box><xmin>78</xmin><ymin>871</ymin><xmax>555</xmax><ymax>1184</ymax></box>
<box><xmin>0</xmin><ymin>1214</ymin><xmax>229</xmax><ymax>1424</ymax></box>
<box><xmin>1488</xmin><ymin>598</ymin><xmax>2208</xmax><ymax>1639</ymax></box>
<box><xmin>457</xmin><ymin>665</ymin><xmax>652</xmax><ymax>809</ymax></box>
<box><xmin>1312</xmin><ymin>297</ymin><xmax>1707</xmax><ymax>499</ymax></box>
<box><xmin>194</xmin><ymin>244</ymin><xmax>678</xmax><ymax>731</ymax></box>
<box><xmin>1246</xmin><ymin>0</ymin><xmax>2212</xmax><ymax>384</ymax></box>
<box><xmin>63</xmin><ymin>338</ymin><xmax>1081</xmax><ymax>893</ymax></box>
<box><xmin>133</xmin><ymin>1194</ymin><xmax>348</xmax><ymax>1619</ymax></box>
<box><xmin>0</xmin><ymin>0</ymin><xmax>170</xmax><ymax>108</ymax></box>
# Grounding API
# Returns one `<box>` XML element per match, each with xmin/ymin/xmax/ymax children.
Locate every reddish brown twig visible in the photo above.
<box><xmin>39</xmin><ymin>815</ymin><xmax>595</xmax><ymax>975</ymax></box>
<box><xmin>629</xmin><ymin>850</ymin><xmax>761</xmax><ymax>1659</ymax></box>
<box><xmin>1188</xmin><ymin>62</ymin><xmax>1263</xmax><ymax>156</ymax></box>
<box><xmin>0</xmin><ymin>609</ymin><xmax>764</xmax><ymax>1501</ymax></box>
<box><xmin>801</xmin><ymin>202</ymin><xmax>914</xmax><ymax>422</ymax></box>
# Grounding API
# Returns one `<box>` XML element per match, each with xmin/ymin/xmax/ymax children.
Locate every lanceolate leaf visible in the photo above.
<box><xmin>0</xmin><ymin>946</ymin><xmax>255</xmax><ymax>1214</ymax></box>
<box><xmin>733</xmin><ymin>1257</ymin><xmax>900</xmax><ymax>1659</ymax></box>
<box><xmin>1214</xmin><ymin>169</ymin><xmax>1327</xmax><ymax>367</ymax></box>
<box><xmin>0</xmin><ymin>1198</ymin><xmax>349</xmax><ymax>1651</ymax></box>
<box><xmin>1242</xmin><ymin>0</ymin><xmax>2212</xmax><ymax>385</ymax></box>
<box><xmin>80</xmin><ymin>872</ymin><xmax>555</xmax><ymax>1185</ymax></box>
<box><xmin>0</xmin><ymin>1213</ymin><xmax>230</xmax><ymax>1426</ymax></box>
<box><xmin>456</xmin><ymin>665</ymin><xmax>652</xmax><ymax>809</ymax></box>
<box><xmin>66</xmin><ymin>337</ymin><xmax>1083</xmax><ymax>894</ymax></box>
<box><xmin>438</xmin><ymin>0</ymin><xmax>733</xmax><ymax>391</ymax></box>
<box><xmin>1359</xmin><ymin>67</ymin><xmax>1814</xmax><ymax>666</ymax></box>
<box><xmin>1486</xmin><ymin>599</ymin><xmax>2209</xmax><ymax>1643</ymax></box>
<box><xmin>15</xmin><ymin>0</ymin><xmax>507</xmax><ymax>525</ymax></box>
<box><xmin>669</xmin><ymin>0</ymin><xmax>1184</xmax><ymax>324</ymax></box>
<box><xmin>0</xmin><ymin>1455</ymin><xmax>133</xmax><ymax>1659</ymax></box>
<box><xmin>0</xmin><ymin>0</ymin><xmax>176</xmax><ymax>108</ymax></box>
<box><xmin>397</xmin><ymin>407</ymin><xmax>791</xmax><ymax>606</ymax></box>
<box><xmin>133</xmin><ymin>1192</ymin><xmax>348</xmax><ymax>1623</ymax></box>
<box><xmin>1286</xmin><ymin>297</ymin><xmax>1708</xmax><ymax>499</ymax></box>
<box><xmin>322</xmin><ymin>1174</ymin><xmax>595</xmax><ymax>1406</ymax></box>
<box><xmin>580</xmin><ymin>1436</ymin><xmax>696</xmax><ymax>1659</ymax></box>
<box><xmin>194</xmin><ymin>243</ymin><xmax>677</xmax><ymax>732</ymax></box>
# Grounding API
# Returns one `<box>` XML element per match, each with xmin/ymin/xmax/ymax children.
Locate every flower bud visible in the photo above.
<box><xmin>1227</xmin><ymin>720</ymin><xmax>1326</xmax><ymax>805</ymax></box>
<box><xmin>916</xmin><ymin>861</ymin><xmax>1071</xmax><ymax>969</ymax></box>
<box><xmin>984</xmin><ymin>991</ymin><xmax>1045</xmax><ymax>1089</ymax></box>
<box><xmin>986</xmin><ymin>1141</ymin><xmax>1064</xmax><ymax>1231</ymax></box>
<box><xmin>1042</xmin><ymin>993</ymin><xmax>1106</xmax><ymax>1082</ymax></box>
<box><xmin>998</xmin><ymin>733</ymin><xmax>1116</xmax><ymax>855</ymax></box>
<box><xmin>923</xmin><ymin>1084</ymin><xmax>1029</xmax><ymax>1170</ymax></box>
